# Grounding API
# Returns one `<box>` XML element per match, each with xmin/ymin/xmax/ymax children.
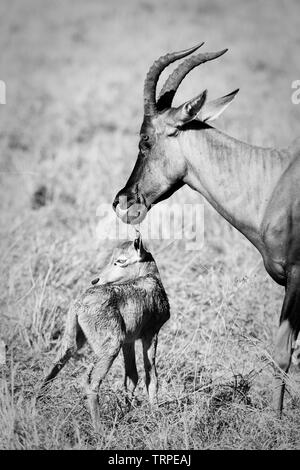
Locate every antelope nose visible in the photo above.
<box><xmin>112</xmin><ymin>194</ymin><xmax>120</xmax><ymax>210</ymax></box>
<box><xmin>113</xmin><ymin>189</ymin><xmax>137</xmax><ymax>211</ymax></box>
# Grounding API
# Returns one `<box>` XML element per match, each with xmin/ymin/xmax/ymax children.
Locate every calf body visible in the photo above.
<box><xmin>40</xmin><ymin>236</ymin><xmax>170</xmax><ymax>428</ymax></box>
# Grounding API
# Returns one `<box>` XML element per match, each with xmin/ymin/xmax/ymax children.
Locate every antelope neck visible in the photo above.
<box><xmin>180</xmin><ymin>126</ymin><xmax>291</xmax><ymax>250</ymax></box>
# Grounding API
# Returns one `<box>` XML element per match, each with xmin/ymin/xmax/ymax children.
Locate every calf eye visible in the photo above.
<box><xmin>115</xmin><ymin>258</ymin><xmax>127</xmax><ymax>265</ymax></box>
<box><xmin>141</xmin><ymin>134</ymin><xmax>149</xmax><ymax>141</ymax></box>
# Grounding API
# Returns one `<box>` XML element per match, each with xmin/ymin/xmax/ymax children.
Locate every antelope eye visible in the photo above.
<box><xmin>140</xmin><ymin>134</ymin><xmax>151</xmax><ymax>152</ymax></box>
<box><xmin>115</xmin><ymin>258</ymin><xmax>127</xmax><ymax>265</ymax></box>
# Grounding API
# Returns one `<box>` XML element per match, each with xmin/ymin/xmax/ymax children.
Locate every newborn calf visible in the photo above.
<box><xmin>40</xmin><ymin>235</ymin><xmax>170</xmax><ymax>427</ymax></box>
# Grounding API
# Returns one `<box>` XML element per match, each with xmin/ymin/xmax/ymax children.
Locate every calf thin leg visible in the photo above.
<box><xmin>142</xmin><ymin>333</ymin><xmax>158</xmax><ymax>405</ymax></box>
<box><xmin>122</xmin><ymin>343</ymin><xmax>138</xmax><ymax>405</ymax></box>
<box><xmin>86</xmin><ymin>339</ymin><xmax>121</xmax><ymax>430</ymax></box>
<box><xmin>273</xmin><ymin>265</ymin><xmax>300</xmax><ymax>416</ymax></box>
<box><xmin>39</xmin><ymin>306</ymin><xmax>86</xmax><ymax>393</ymax></box>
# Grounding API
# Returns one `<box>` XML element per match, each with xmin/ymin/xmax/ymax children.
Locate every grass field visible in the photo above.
<box><xmin>1</xmin><ymin>0</ymin><xmax>300</xmax><ymax>450</ymax></box>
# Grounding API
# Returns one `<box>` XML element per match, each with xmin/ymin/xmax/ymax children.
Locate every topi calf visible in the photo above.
<box><xmin>39</xmin><ymin>234</ymin><xmax>170</xmax><ymax>428</ymax></box>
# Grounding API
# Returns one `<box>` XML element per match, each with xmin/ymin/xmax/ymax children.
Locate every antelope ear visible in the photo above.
<box><xmin>133</xmin><ymin>232</ymin><xmax>143</xmax><ymax>256</ymax></box>
<box><xmin>170</xmin><ymin>90</ymin><xmax>207</xmax><ymax>129</ymax></box>
<box><xmin>196</xmin><ymin>89</ymin><xmax>239</xmax><ymax>122</ymax></box>
<box><xmin>133</xmin><ymin>233</ymin><xmax>149</xmax><ymax>260</ymax></box>
<box><xmin>133</xmin><ymin>231</ymin><xmax>141</xmax><ymax>250</ymax></box>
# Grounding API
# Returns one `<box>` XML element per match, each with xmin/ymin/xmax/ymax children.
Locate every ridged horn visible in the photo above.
<box><xmin>157</xmin><ymin>49</ymin><xmax>228</xmax><ymax>111</ymax></box>
<box><xmin>143</xmin><ymin>42</ymin><xmax>204</xmax><ymax>116</ymax></box>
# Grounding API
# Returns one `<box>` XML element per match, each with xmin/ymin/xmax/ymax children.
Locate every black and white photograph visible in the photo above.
<box><xmin>0</xmin><ymin>0</ymin><xmax>300</xmax><ymax>453</ymax></box>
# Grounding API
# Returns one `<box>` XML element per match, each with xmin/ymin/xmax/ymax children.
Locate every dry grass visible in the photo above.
<box><xmin>0</xmin><ymin>0</ymin><xmax>300</xmax><ymax>449</ymax></box>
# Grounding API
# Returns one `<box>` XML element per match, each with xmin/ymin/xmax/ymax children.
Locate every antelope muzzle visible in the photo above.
<box><xmin>113</xmin><ymin>188</ymin><xmax>148</xmax><ymax>225</ymax></box>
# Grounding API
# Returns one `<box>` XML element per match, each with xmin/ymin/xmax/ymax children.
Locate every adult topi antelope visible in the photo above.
<box><xmin>113</xmin><ymin>43</ymin><xmax>300</xmax><ymax>415</ymax></box>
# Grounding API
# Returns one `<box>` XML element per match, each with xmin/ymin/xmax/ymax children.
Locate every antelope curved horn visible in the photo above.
<box><xmin>143</xmin><ymin>42</ymin><xmax>204</xmax><ymax>116</ymax></box>
<box><xmin>157</xmin><ymin>48</ymin><xmax>228</xmax><ymax>111</ymax></box>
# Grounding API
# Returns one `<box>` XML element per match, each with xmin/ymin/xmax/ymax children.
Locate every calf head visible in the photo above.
<box><xmin>92</xmin><ymin>234</ymin><xmax>159</xmax><ymax>285</ymax></box>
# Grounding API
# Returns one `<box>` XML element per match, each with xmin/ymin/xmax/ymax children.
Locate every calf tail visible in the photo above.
<box><xmin>39</xmin><ymin>304</ymin><xmax>86</xmax><ymax>395</ymax></box>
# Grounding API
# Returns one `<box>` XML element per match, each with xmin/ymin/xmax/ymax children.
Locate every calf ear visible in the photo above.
<box><xmin>169</xmin><ymin>90</ymin><xmax>207</xmax><ymax>129</ymax></box>
<box><xmin>133</xmin><ymin>233</ymin><xmax>149</xmax><ymax>260</ymax></box>
<box><xmin>133</xmin><ymin>232</ymin><xmax>143</xmax><ymax>258</ymax></box>
<box><xmin>133</xmin><ymin>232</ymin><xmax>142</xmax><ymax>251</ymax></box>
<box><xmin>196</xmin><ymin>89</ymin><xmax>239</xmax><ymax>122</ymax></box>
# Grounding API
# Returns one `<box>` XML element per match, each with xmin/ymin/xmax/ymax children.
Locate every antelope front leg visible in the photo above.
<box><xmin>292</xmin><ymin>335</ymin><xmax>300</xmax><ymax>368</ymax></box>
<box><xmin>273</xmin><ymin>319</ymin><xmax>294</xmax><ymax>416</ymax></box>
<box><xmin>122</xmin><ymin>342</ymin><xmax>138</xmax><ymax>406</ymax></box>
<box><xmin>273</xmin><ymin>267</ymin><xmax>300</xmax><ymax>417</ymax></box>
<box><xmin>142</xmin><ymin>333</ymin><xmax>158</xmax><ymax>405</ymax></box>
